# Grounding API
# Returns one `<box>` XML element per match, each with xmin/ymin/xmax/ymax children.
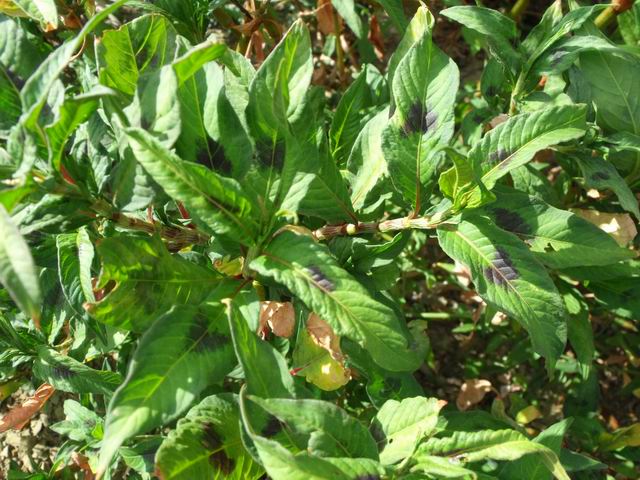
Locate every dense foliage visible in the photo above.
<box><xmin>0</xmin><ymin>0</ymin><xmax>639</xmax><ymax>478</ymax></box>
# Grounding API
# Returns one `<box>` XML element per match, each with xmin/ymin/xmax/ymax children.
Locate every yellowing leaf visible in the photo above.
<box><xmin>456</xmin><ymin>379</ymin><xmax>493</xmax><ymax>411</ymax></box>
<box><xmin>292</xmin><ymin>314</ymin><xmax>351</xmax><ymax>391</ymax></box>
<box><xmin>516</xmin><ymin>405</ymin><xmax>542</xmax><ymax>425</ymax></box>
<box><xmin>259</xmin><ymin>301</ymin><xmax>295</xmax><ymax>338</ymax></box>
<box><xmin>0</xmin><ymin>0</ymin><xmax>28</xmax><ymax>17</ymax></box>
<box><xmin>600</xmin><ymin>423</ymin><xmax>640</xmax><ymax>451</ymax></box>
<box><xmin>572</xmin><ymin>209</ymin><xmax>638</xmax><ymax>246</ymax></box>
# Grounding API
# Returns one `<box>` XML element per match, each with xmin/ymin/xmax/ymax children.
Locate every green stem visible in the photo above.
<box><xmin>510</xmin><ymin>0</ymin><xmax>530</xmax><ymax>22</ymax></box>
<box><xmin>594</xmin><ymin>5</ymin><xmax>617</xmax><ymax>29</ymax></box>
<box><xmin>312</xmin><ymin>210</ymin><xmax>450</xmax><ymax>241</ymax></box>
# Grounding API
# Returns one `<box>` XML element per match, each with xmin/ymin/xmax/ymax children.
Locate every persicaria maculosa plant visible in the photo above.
<box><xmin>0</xmin><ymin>0</ymin><xmax>639</xmax><ymax>478</ymax></box>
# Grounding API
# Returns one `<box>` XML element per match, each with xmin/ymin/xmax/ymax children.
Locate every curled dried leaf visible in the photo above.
<box><xmin>259</xmin><ymin>301</ymin><xmax>295</xmax><ymax>338</ymax></box>
<box><xmin>0</xmin><ymin>383</ymin><xmax>55</xmax><ymax>433</ymax></box>
<box><xmin>456</xmin><ymin>379</ymin><xmax>493</xmax><ymax>411</ymax></box>
<box><xmin>573</xmin><ymin>209</ymin><xmax>638</xmax><ymax>246</ymax></box>
<box><xmin>307</xmin><ymin>313</ymin><xmax>343</xmax><ymax>361</ymax></box>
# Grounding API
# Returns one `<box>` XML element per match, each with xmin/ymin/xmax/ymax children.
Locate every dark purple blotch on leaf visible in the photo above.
<box><xmin>189</xmin><ymin>315</ymin><xmax>229</xmax><ymax>354</ymax></box>
<box><xmin>591</xmin><ymin>171</ymin><xmax>610</xmax><ymax>181</ymax></box>
<box><xmin>403</xmin><ymin>101</ymin><xmax>437</xmax><ymax>135</ymax></box>
<box><xmin>488</xmin><ymin>149</ymin><xmax>510</xmax><ymax>165</ymax></box>
<box><xmin>201</xmin><ymin>422</ymin><xmax>235</xmax><ymax>473</ymax></box>
<box><xmin>492</xmin><ymin>208</ymin><xmax>530</xmax><ymax>235</ymax></box>
<box><xmin>306</xmin><ymin>265</ymin><xmax>335</xmax><ymax>291</ymax></box>
<box><xmin>197</xmin><ymin>137</ymin><xmax>233</xmax><ymax>175</ymax></box>
<box><xmin>483</xmin><ymin>248</ymin><xmax>519</xmax><ymax>285</ymax></box>
<box><xmin>256</xmin><ymin>140</ymin><xmax>285</xmax><ymax>171</ymax></box>
<box><xmin>261</xmin><ymin>415</ymin><xmax>284</xmax><ymax>437</ymax></box>
<box><xmin>53</xmin><ymin>365</ymin><xmax>75</xmax><ymax>380</ymax></box>
<box><xmin>355</xmin><ymin>476</ymin><xmax>381</xmax><ymax>480</ymax></box>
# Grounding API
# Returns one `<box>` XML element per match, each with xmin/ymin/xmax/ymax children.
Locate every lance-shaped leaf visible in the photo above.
<box><xmin>125</xmin><ymin>127</ymin><xmax>258</xmax><ymax>244</ymax></box>
<box><xmin>417</xmin><ymin>429</ymin><xmax>527</xmax><ymax>456</ymax></box>
<box><xmin>45</xmin><ymin>87</ymin><xmax>116</xmax><ymax>171</ymax></box>
<box><xmin>98</xmin><ymin>303</ymin><xmax>236</xmax><ymax>475</ymax></box>
<box><xmin>155</xmin><ymin>394</ymin><xmax>263</xmax><ymax>480</ymax></box>
<box><xmin>576</xmin><ymin>155</ymin><xmax>640</xmax><ymax>220</ymax></box>
<box><xmin>172</xmin><ymin>40</ymin><xmax>227</xmax><ymax>85</ymax></box>
<box><xmin>32</xmin><ymin>346</ymin><xmax>122</xmax><ymax>395</ymax></box>
<box><xmin>477</xmin><ymin>188</ymin><xmax>635</xmax><ymax>268</ymax></box>
<box><xmin>0</xmin><ymin>68</ymin><xmax>21</xmax><ymax>133</ymax></box>
<box><xmin>11</xmin><ymin>0</ymin><xmax>57</xmax><ymax>28</ymax></box>
<box><xmin>441</xmin><ymin>6</ymin><xmax>521</xmax><ymax>74</ymax></box>
<box><xmin>97</xmin><ymin>14</ymin><xmax>180</xmax><ymax>97</ymax></box>
<box><xmin>20</xmin><ymin>0</ymin><xmax>128</xmax><ymax>126</ymax></box>
<box><xmin>381</xmin><ymin>18</ymin><xmax>459</xmax><ymax>211</ymax></box>
<box><xmin>437</xmin><ymin>215</ymin><xmax>567</xmax><ymax>364</ymax></box>
<box><xmin>348</xmin><ymin>108</ymin><xmax>389</xmax><ymax>211</ymax></box>
<box><xmin>387</xmin><ymin>6</ymin><xmax>434</xmax><ymax>88</ymax></box>
<box><xmin>248</xmin><ymin>396</ymin><xmax>378</xmax><ymax>459</ymax></box>
<box><xmin>371</xmin><ymin>396</ymin><xmax>444</xmax><ymax>465</ymax></box>
<box><xmin>238</xmin><ymin>392</ymin><xmax>383</xmax><ymax>480</ymax></box>
<box><xmin>86</xmin><ymin>236</ymin><xmax>223</xmax><ymax>332</ymax></box>
<box><xmin>250</xmin><ymin>231</ymin><xmax>421</xmax><ymax>372</ymax></box>
<box><xmin>247</xmin><ymin>20</ymin><xmax>312</xmax><ymax>141</ymax></box>
<box><xmin>0</xmin><ymin>204</ymin><xmax>41</xmax><ymax>326</ymax></box>
<box><xmin>469</xmin><ymin>104</ymin><xmax>587</xmax><ymax>190</ymax></box>
<box><xmin>329</xmin><ymin>65</ymin><xmax>383</xmax><ymax>166</ymax></box>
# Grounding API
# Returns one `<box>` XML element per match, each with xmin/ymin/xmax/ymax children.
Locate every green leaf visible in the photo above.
<box><xmin>618</xmin><ymin>2</ymin><xmax>640</xmax><ymax>47</ymax></box>
<box><xmin>97</xmin><ymin>14</ymin><xmax>180</xmax><ymax>96</ymax></box>
<box><xmin>563</xmin><ymin>289</ymin><xmax>594</xmax><ymax>379</ymax></box>
<box><xmin>477</xmin><ymin>188</ymin><xmax>635</xmax><ymax>268</ymax></box>
<box><xmin>20</xmin><ymin>0</ymin><xmax>129</xmax><ymax>127</ymax></box>
<box><xmin>382</xmin><ymin>16</ymin><xmax>459</xmax><ymax>210</ymax></box>
<box><xmin>172</xmin><ymin>40</ymin><xmax>227</xmax><ymax>85</ymax></box>
<box><xmin>86</xmin><ymin>236</ymin><xmax>223</xmax><ymax>332</ymax></box>
<box><xmin>372</xmin><ymin>396</ymin><xmax>444</xmax><ymax>465</ymax></box>
<box><xmin>247</xmin><ymin>20</ymin><xmax>312</xmax><ymax>141</ymax></box>
<box><xmin>387</xmin><ymin>6</ymin><xmax>434</xmax><ymax>89</ymax></box>
<box><xmin>98</xmin><ymin>303</ymin><xmax>236</xmax><ymax>475</ymax></box>
<box><xmin>441</xmin><ymin>6</ymin><xmax>520</xmax><ymax>74</ymax></box>
<box><xmin>12</xmin><ymin>0</ymin><xmax>57</xmax><ymax>28</ymax></box>
<box><xmin>32</xmin><ymin>346</ymin><xmax>122</xmax><ymax>395</ymax></box>
<box><xmin>0</xmin><ymin>204</ymin><xmax>41</xmax><ymax>325</ymax></box>
<box><xmin>376</xmin><ymin>0</ymin><xmax>408</xmax><ymax>31</ymax></box>
<box><xmin>575</xmin><ymin>155</ymin><xmax>640</xmax><ymax>220</ymax></box>
<box><xmin>331</xmin><ymin>0</ymin><xmax>364</xmax><ymax>39</ymax></box>
<box><xmin>437</xmin><ymin>214</ymin><xmax>567</xmax><ymax>364</ymax></box>
<box><xmin>248</xmin><ymin>396</ymin><xmax>379</xmax><ymax>459</ymax></box>
<box><xmin>249</xmin><ymin>435</ymin><xmax>351</xmax><ymax>480</ymax></box>
<box><xmin>330</xmin><ymin>65</ymin><xmax>382</xmax><ymax>166</ymax></box>
<box><xmin>462</xmin><ymin>441</ymin><xmax>569</xmax><ymax>480</ymax></box>
<box><xmin>348</xmin><ymin>108</ymin><xmax>389</xmax><ymax>210</ymax></box>
<box><xmin>45</xmin><ymin>87</ymin><xmax>115</xmax><ymax>171</ymax></box>
<box><xmin>419</xmin><ymin>429</ymin><xmax>527</xmax><ymax>456</ymax></box>
<box><xmin>124</xmin><ymin>127</ymin><xmax>258</xmax><ymax>244</ymax></box>
<box><xmin>155</xmin><ymin>393</ymin><xmax>263</xmax><ymax>480</ymax></box>
<box><xmin>250</xmin><ymin>231</ymin><xmax>421</xmax><ymax>372</ymax></box>
<box><xmin>227</xmin><ymin>300</ymin><xmax>296</xmax><ymax>399</ymax></box>
<box><xmin>500</xmin><ymin>418</ymin><xmax>573</xmax><ymax>480</ymax></box>
<box><xmin>468</xmin><ymin>105</ymin><xmax>587</xmax><ymax>190</ymax></box>
<box><xmin>56</xmin><ymin>233</ymin><xmax>88</xmax><ymax>314</ymax></box>
<box><xmin>0</xmin><ymin>68</ymin><xmax>21</xmax><ymax>133</ymax></box>
<box><xmin>77</xmin><ymin>227</ymin><xmax>95</xmax><ymax>304</ymax></box>
<box><xmin>579</xmin><ymin>50</ymin><xmax>640</xmax><ymax>135</ymax></box>
<box><xmin>50</xmin><ymin>399</ymin><xmax>103</xmax><ymax>443</ymax></box>
<box><xmin>410</xmin><ymin>455</ymin><xmax>479</xmax><ymax>479</ymax></box>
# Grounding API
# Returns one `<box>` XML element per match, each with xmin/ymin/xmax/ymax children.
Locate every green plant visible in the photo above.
<box><xmin>0</xmin><ymin>0</ymin><xmax>639</xmax><ymax>479</ymax></box>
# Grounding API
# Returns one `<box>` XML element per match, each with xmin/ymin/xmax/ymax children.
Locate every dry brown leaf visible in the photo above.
<box><xmin>70</xmin><ymin>452</ymin><xmax>95</xmax><ymax>480</ymax></box>
<box><xmin>316</xmin><ymin>0</ymin><xmax>336</xmax><ymax>35</ymax></box>
<box><xmin>0</xmin><ymin>383</ymin><xmax>55</xmax><ymax>433</ymax></box>
<box><xmin>572</xmin><ymin>209</ymin><xmax>638</xmax><ymax>246</ymax></box>
<box><xmin>307</xmin><ymin>313</ymin><xmax>343</xmax><ymax>361</ymax></box>
<box><xmin>259</xmin><ymin>301</ymin><xmax>295</xmax><ymax>338</ymax></box>
<box><xmin>456</xmin><ymin>379</ymin><xmax>493</xmax><ymax>411</ymax></box>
